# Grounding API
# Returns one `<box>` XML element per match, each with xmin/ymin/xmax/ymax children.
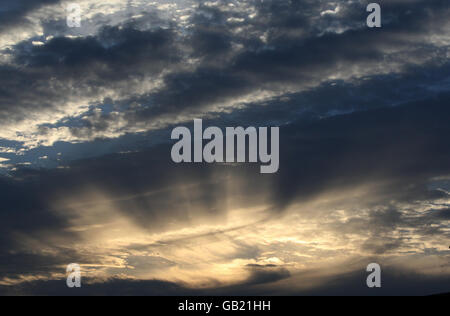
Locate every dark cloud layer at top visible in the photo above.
<box><xmin>15</xmin><ymin>25</ymin><xmax>178</xmax><ymax>69</ymax></box>
<box><xmin>0</xmin><ymin>0</ymin><xmax>61</xmax><ymax>31</ymax></box>
<box><xmin>0</xmin><ymin>0</ymin><xmax>449</xmax><ymax>145</ymax></box>
<box><xmin>92</xmin><ymin>0</ymin><xmax>450</xmax><ymax>130</ymax></box>
<box><xmin>0</xmin><ymin>25</ymin><xmax>180</xmax><ymax>125</ymax></box>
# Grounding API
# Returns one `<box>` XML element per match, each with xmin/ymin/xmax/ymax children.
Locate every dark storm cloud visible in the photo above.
<box><xmin>429</xmin><ymin>209</ymin><xmax>450</xmax><ymax>220</ymax></box>
<box><xmin>1</xmin><ymin>265</ymin><xmax>448</xmax><ymax>296</ymax></box>
<box><xmin>0</xmin><ymin>0</ymin><xmax>61</xmax><ymax>31</ymax></box>
<box><xmin>271</xmin><ymin>93</ymin><xmax>450</xmax><ymax>211</ymax></box>
<box><xmin>288</xmin><ymin>266</ymin><xmax>450</xmax><ymax>296</ymax></box>
<box><xmin>0</xmin><ymin>175</ymin><xmax>90</xmax><ymax>282</ymax></box>
<box><xmin>244</xmin><ymin>264</ymin><xmax>291</xmax><ymax>286</ymax></box>
<box><xmin>0</xmin><ymin>24</ymin><xmax>181</xmax><ymax>128</ymax></box>
<box><xmin>0</xmin><ymin>278</ymin><xmax>192</xmax><ymax>296</ymax></box>
<box><xmin>72</xmin><ymin>0</ymin><xmax>450</xmax><ymax>133</ymax></box>
<box><xmin>15</xmin><ymin>26</ymin><xmax>178</xmax><ymax>69</ymax></box>
<box><xmin>0</xmin><ymin>264</ymin><xmax>291</xmax><ymax>296</ymax></box>
<box><xmin>189</xmin><ymin>26</ymin><xmax>233</xmax><ymax>59</ymax></box>
<box><xmin>3</xmin><ymin>93</ymin><xmax>448</xmax><ymax>222</ymax></box>
<box><xmin>0</xmin><ymin>176</ymin><xmax>66</xmax><ymax>236</ymax></box>
<box><xmin>2</xmin><ymin>0</ymin><xmax>449</xmax><ymax>140</ymax></box>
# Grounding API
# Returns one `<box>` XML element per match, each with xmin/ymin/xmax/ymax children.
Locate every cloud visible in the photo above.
<box><xmin>0</xmin><ymin>0</ymin><xmax>61</xmax><ymax>32</ymax></box>
<box><xmin>0</xmin><ymin>0</ymin><xmax>449</xmax><ymax>296</ymax></box>
<box><xmin>0</xmin><ymin>93</ymin><xmax>448</xmax><ymax>293</ymax></box>
<box><xmin>0</xmin><ymin>0</ymin><xmax>449</xmax><ymax>153</ymax></box>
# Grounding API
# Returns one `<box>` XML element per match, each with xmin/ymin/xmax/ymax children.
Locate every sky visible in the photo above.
<box><xmin>0</xmin><ymin>0</ymin><xmax>449</xmax><ymax>296</ymax></box>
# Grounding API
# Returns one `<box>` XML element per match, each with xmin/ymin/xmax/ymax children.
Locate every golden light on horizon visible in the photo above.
<box><xmin>2</xmin><ymin>177</ymin><xmax>448</xmax><ymax>293</ymax></box>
